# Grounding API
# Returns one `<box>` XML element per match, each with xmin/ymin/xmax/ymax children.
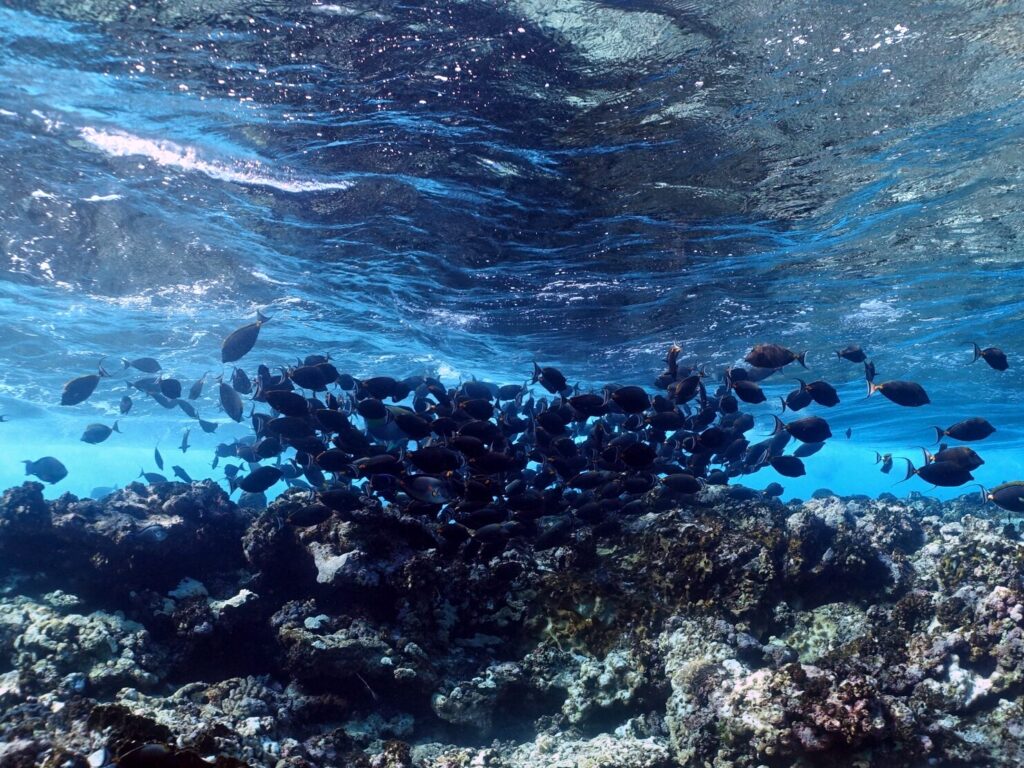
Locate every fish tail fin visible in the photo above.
<box><xmin>835</xmin><ymin>350</ymin><xmax>841</xmax><ymax>360</ymax></box>
<box><xmin>866</xmin><ymin>381</ymin><xmax>879</xmax><ymax>398</ymax></box>
<box><xmin>792</xmin><ymin>377</ymin><xmax>807</xmax><ymax>390</ymax></box>
<box><xmin>895</xmin><ymin>457</ymin><xmax>914</xmax><ymax>484</ymax></box>
<box><xmin>257</xmin><ymin>309</ymin><xmax>269</xmax><ymax>324</ymax></box>
<box><xmin>796</xmin><ymin>351</ymin><xmax>808</xmax><ymax>369</ymax></box>
<box><xmin>228</xmin><ymin>477</ymin><xmax>238</xmax><ymax>494</ymax></box>
<box><xmin>921</xmin><ymin>447</ymin><xmax>934</xmax><ymax>464</ymax></box>
<box><xmin>22</xmin><ymin>460</ymin><xmax>31</xmax><ymax>475</ymax></box>
<box><xmin>531</xmin><ymin>362</ymin><xmax>541</xmax><ymax>384</ymax></box>
<box><xmin>771</xmin><ymin>415</ymin><xmax>785</xmax><ymax>436</ymax></box>
<box><xmin>932</xmin><ymin>426</ymin><xmax>945</xmax><ymax>444</ymax></box>
<box><xmin>874</xmin><ymin>451</ymin><xmax>882</xmax><ymax>464</ymax></box>
<box><xmin>755</xmin><ymin>447</ymin><xmax>770</xmax><ymax>468</ymax></box>
<box><xmin>113</xmin><ymin>421</ymin><xmax>120</xmax><ymax>433</ymax></box>
<box><xmin>121</xmin><ymin>358</ymin><xmax>130</xmax><ymax>369</ymax></box>
<box><xmin>975</xmin><ymin>483</ymin><xmax>989</xmax><ymax>505</ymax></box>
<box><xmin>970</xmin><ymin>342</ymin><xmax>982</xmax><ymax>363</ymax></box>
<box><xmin>779</xmin><ymin>396</ymin><xmax>787</xmax><ymax>413</ymax></box>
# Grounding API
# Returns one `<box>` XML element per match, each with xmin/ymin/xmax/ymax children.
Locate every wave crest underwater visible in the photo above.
<box><xmin>2</xmin><ymin>0</ymin><xmax>1024</xmax><ymax>501</ymax></box>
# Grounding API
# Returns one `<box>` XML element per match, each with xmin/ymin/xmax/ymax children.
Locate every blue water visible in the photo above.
<box><xmin>1</xmin><ymin>0</ymin><xmax>1023</xmax><ymax>501</ymax></box>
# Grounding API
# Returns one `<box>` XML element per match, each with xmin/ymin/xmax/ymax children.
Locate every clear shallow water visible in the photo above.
<box><xmin>1</xmin><ymin>0</ymin><xmax>1024</xmax><ymax>501</ymax></box>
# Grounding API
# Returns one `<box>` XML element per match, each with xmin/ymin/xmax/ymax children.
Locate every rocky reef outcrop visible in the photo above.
<box><xmin>1</xmin><ymin>480</ymin><xmax>1022</xmax><ymax>767</ymax></box>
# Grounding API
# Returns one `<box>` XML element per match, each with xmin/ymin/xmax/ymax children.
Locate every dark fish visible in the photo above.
<box><xmin>867</xmin><ymin>380</ymin><xmax>929</xmax><ymax>407</ymax></box>
<box><xmin>122</xmin><ymin>357</ymin><xmax>161</xmax><ymax>373</ymax></box>
<box><xmin>971</xmin><ymin>342</ymin><xmax>1008</xmax><ymax>371</ymax></box>
<box><xmin>319</xmin><ymin>488</ymin><xmax>363</xmax><ymax>512</ymax></box>
<box><xmin>198</xmin><ymin>418</ymin><xmax>219</xmax><ymax>434</ymax></box>
<box><xmin>172</xmin><ymin>465</ymin><xmax>193</xmax><ymax>483</ymax></box>
<box><xmin>138</xmin><ymin>470</ymin><xmax>168</xmax><ymax>484</ymax></box>
<box><xmin>222</xmin><ymin>310</ymin><xmax>268</xmax><ymax>364</ymax></box>
<box><xmin>836</xmin><ymin>344</ymin><xmax>867</xmax><ymax>363</ymax></box>
<box><xmin>175</xmin><ymin>399</ymin><xmax>198</xmax><ymax>418</ymax></box>
<box><xmin>265</xmin><ymin>416</ymin><xmax>315</xmax><ymax>440</ymax></box>
<box><xmin>864</xmin><ymin>360</ymin><xmax>877</xmax><ymax>383</ymax></box>
<box><xmin>498</xmin><ymin>383</ymin><xmax>524</xmax><ymax>401</ymax></box>
<box><xmin>661</xmin><ymin>473</ymin><xmax>701</xmax><ymax>494</ymax></box>
<box><xmin>154</xmin><ymin>446</ymin><xmax>164</xmax><ymax>470</ymax></box>
<box><xmin>744</xmin><ymin>343</ymin><xmax>807</xmax><ymax>370</ymax></box>
<box><xmin>934</xmin><ymin>418</ymin><xmax>996</xmax><ymax>443</ymax></box>
<box><xmin>265</xmin><ymin>390</ymin><xmax>308</xmax><ymax>417</ymax></box>
<box><xmin>984</xmin><ymin>482</ymin><xmax>1024</xmax><ymax>513</ymax></box>
<box><xmin>780</xmin><ymin>386</ymin><xmax>812</xmax><ymax>413</ymax></box>
<box><xmin>410</xmin><ymin>446</ymin><xmax>462</xmax><ymax>473</ymax></box>
<box><xmin>730</xmin><ymin>379</ymin><xmax>766</xmax><ymax>404</ymax></box>
<box><xmin>795</xmin><ymin>378</ymin><xmax>840</xmax><ymax>407</ymax></box>
<box><xmin>132</xmin><ymin>376</ymin><xmax>161</xmax><ymax>394</ymax></box>
<box><xmin>901</xmin><ymin>458</ymin><xmax>972</xmax><ymax>487</ymax></box>
<box><xmin>609</xmin><ymin>385</ymin><xmax>651</xmax><ymax>414</ymax></box>
<box><xmin>159</xmin><ymin>378</ymin><xmax>182</xmax><ymax>399</ymax></box>
<box><xmin>772</xmin><ymin>415</ymin><xmax>832</xmax><ymax>444</ymax></box>
<box><xmin>254</xmin><ymin>437</ymin><xmax>283</xmax><ymax>459</ymax></box>
<box><xmin>188</xmin><ymin>372</ymin><xmax>208</xmax><ymax>400</ymax></box>
<box><xmin>233</xmin><ymin>465</ymin><xmax>283</xmax><ymax>494</ymax></box>
<box><xmin>150</xmin><ymin>391</ymin><xmax>177</xmax><ymax>409</ymax></box>
<box><xmin>61</xmin><ymin>369</ymin><xmax>106</xmax><ymax>406</ymax></box>
<box><xmin>401</xmin><ymin>475</ymin><xmax>452</xmax><ymax>504</ymax></box>
<box><xmin>231</xmin><ymin>367</ymin><xmax>252</xmax><ymax>395</ymax></box>
<box><xmin>458</xmin><ymin>398</ymin><xmax>495</xmax><ymax>420</ymax></box>
<box><xmin>793</xmin><ymin>442</ymin><xmax>825</xmax><ymax>458</ymax></box>
<box><xmin>119</xmin><ymin>395</ymin><xmax>133</xmax><ymax>415</ymax></box>
<box><xmin>262</xmin><ymin>391</ymin><xmax>305</xmax><ymax>421</ymax></box>
<box><xmin>81</xmin><ymin>421</ymin><xmax>120</xmax><ymax>444</ymax></box>
<box><xmin>668</xmin><ymin>373</ymin><xmax>704</xmax><ymax>404</ymax></box>
<box><xmin>532</xmin><ymin>362</ymin><xmax>568</xmax><ymax>394</ymax></box>
<box><xmin>769</xmin><ymin>455</ymin><xmax>806</xmax><ymax>478</ymax></box>
<box><xmin>392</xmin><ymin>410</ymin><xmax>433</xmax><ymax>440</ymax></box>
<box><xmin>180</xmin><ymin>428</ymin><xmax>190</xmax><ymax>454</ymax></box>
<box><xmin>23</xmin><ymin>457</ymin><xmax>68</xmax><ymax>484</ymax></box>
<box><xmin>763</xmin><ymin>482</ymin><xmax>784</xmax><ymax>498</ymax></box>
<box><xmin>314</xmin><ymin>449</ymin><xmax>351</xmax><ymax>472</ymax></box>
<box><xmin>219</xmin><ymin>380</ymin><xmax>244</xmax><ymax>422</ymax></box>
<box><xmin>925</xmin><ymin>446</ymin><xmax>983</xmax><ymax>472</ymax></box>
<box><xmin>875</xmin><ymin>452</ymin><xmax>893</xmax><ymax>474</ymax></box>
<box><xmin>743</xmin><ymin>366</ymin><xmax>778</xmax><ymax>383</ymax></box>
<box><xmin>290</xmin><ymin>365</ymin><xmax>329</xmax><ymax>391</ymax></box>
<box><xmin>845</xmin><ymin>428</ymin><xmax>852</xmax><ymax>439</ymax></box>
<box><xmin>360</xmin><ymin>376</ymin><xmax>400</xmax><ymax>400</ymax></box>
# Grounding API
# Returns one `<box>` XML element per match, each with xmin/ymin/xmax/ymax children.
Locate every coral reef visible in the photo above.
<box><xmin>2</xmin><ymin>480</ymin><xmax>1023</xmax><ymax>766</ymax></box>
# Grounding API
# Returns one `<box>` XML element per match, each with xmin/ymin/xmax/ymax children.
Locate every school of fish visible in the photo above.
<box><xmin>24</xmin><ymin>318</ymin><xmax>1024</xmax><ymax>555</ymax></box>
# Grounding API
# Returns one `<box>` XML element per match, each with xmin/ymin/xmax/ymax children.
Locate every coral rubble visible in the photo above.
<box><xmin>1</xmin><ymin>480</ymin><xmax>1022</xmax><ymax>766</ymax></box>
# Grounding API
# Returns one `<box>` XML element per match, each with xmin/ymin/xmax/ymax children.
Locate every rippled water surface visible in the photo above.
<box><xmin>2</xmin><ymin>0</ymin><xmax>1024</xmax><ymax>499</ymax></box>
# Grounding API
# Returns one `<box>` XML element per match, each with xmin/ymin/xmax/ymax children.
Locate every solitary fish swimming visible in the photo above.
<box><xmin>219</xmin><ymin>380</ymin><xmax>244</xmax><ymax>422</ymax></box>
<box><xmin>867</xmin><ymin>380</ymin><xmax>930</xmax><ymax>407</ymax></box>
<box><xmin>81</xmin><ymin>421</ymin><xmax>120</xmax><ymax>444</ymax></box>
<box><xmin>122</xmin><ymin>357</ymin><xmax>161</xmax><ymax>374</ymax></box>
<box><xmin>744</xmin><ymin>343</ymin><xmax>807</xmax><ymax>370</ymax></box>
<box><xmin>222</xmin><ymin>310</ymin><xmax>269</xmax><ymax>364</ymax></box>
<box><xmin>970</xmin><ymin>342</ymin><xmax>1008</xmax><ymax>371</ymax></box>
<box><xmin>23</xmin><ymin>456</ymin><xmax>68</xmax><ymax>484</ymax></box>
<box><xmin>61</xmin><ymin>364</ymin><xmax>108</xmax><ymax>406</ymax></box>
<box><xmin>836</xmin><ymin>344</ymin><xmax>867</xmax><ymax>363</ymax></box>
<box><xmin>933</xmin><ymin>417</ymin><xmax>995</xmax><ymax>443</ymax></box>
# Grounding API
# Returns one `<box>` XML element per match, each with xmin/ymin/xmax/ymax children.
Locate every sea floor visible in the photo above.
<box><xmin>1</xmin><ymin>480</ymin><xmax>1023</xmax><ymax>767</ymax></box>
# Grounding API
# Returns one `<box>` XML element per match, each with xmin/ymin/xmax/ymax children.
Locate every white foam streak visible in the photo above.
<box><xmin>79</xmin><ymin>127</ymin><xmax>353</xmax><ymax>194</ymax></box>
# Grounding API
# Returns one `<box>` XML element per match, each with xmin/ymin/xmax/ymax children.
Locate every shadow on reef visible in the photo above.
<box><xmin>4</xmin><ymin>479</ymin><xmax>1024</xmax><ymax>767</ymax></box>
